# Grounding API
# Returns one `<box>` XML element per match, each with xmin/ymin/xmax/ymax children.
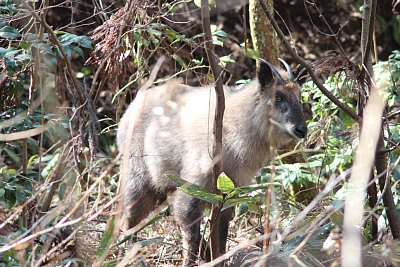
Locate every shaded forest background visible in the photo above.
<box><xmin>1</xmin><ymin>0</ymin><xmax>400</xmax><ymax>266</ymax></box>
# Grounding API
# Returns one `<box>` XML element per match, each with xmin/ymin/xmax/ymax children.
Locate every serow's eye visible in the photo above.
<box><xmin>275</xmin><ymin>96</ymin><xmax>282</xmax><ymax>102</ymax></box>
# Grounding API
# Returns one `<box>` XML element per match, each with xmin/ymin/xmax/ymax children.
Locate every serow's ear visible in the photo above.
<box><xmin>258</xmin><ymin>60</ymin><xmax>274</xmax><ymax>88</ymax></box>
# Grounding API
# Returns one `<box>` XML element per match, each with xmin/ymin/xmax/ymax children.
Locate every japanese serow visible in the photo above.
<box><xmin>117</xmin><ymin>59</ymin><xmax>308</xmax><ymax>265</ymax></box>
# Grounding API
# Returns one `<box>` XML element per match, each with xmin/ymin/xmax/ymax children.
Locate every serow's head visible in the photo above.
<box><xmin>257</xmin><ymin>58</ymin><xmax>308</xmax><ymax>142</ymax></box>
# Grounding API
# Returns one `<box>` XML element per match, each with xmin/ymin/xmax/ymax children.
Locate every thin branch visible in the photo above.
<box><xmin>23</xmin><ymin>1</ymin><xmax>85</xmax><ymax>103</ymax></box>
<box><xmin>201</xmin><ymin>0</ymin><xmax>225</xmax><ymax>264</ymax></box>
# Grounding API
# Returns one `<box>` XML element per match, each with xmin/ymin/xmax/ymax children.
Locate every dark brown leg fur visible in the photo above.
<box><xmin>219</xmin><ymin>207</ymin><xmax>234</xmax><ymax>254</ymax></box>
<box><xmin>124</xmin><ymin>179</ymin><xmax>166</xmax><ymax>230</ymax></box>
<box><xmin>174</xmin><ymin>191</ymin><xmax>204</xmax><ymax>266</ymax></box>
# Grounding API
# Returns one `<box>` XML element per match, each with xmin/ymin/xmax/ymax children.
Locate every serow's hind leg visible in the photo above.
<box><xmin>219</xmin><ymin>207</ymin><xmax>234</xmax><ymax>254</ymax></box>
<box><xmin>173</xmin><ymin>190</ymin><xmax>204</xmax><ymax>266</ymax></box>
<box><xmin>123</xmin><ymin>179</ymin><xmax>165</xmax><ymax>235</ymax></box>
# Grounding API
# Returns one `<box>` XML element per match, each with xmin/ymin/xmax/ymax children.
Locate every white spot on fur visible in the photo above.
<box><xmin>152</xmin><ymin>106</ymin><xmax>164</xmax><ymax>116</ymax></box>
<box><xmin>167</xmin><ymin>101</ymin><xmax>178</xmax><ymax>110</ymax></box>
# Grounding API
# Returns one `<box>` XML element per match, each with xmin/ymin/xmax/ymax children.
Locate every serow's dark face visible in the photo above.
<box><xmin>257</xmin><ymin>59</ymin><xmax>308</xmax><ymax>140</ymax></box>
<box><xmin>273</xmin><ymin>82</ymin><xmax>307</xmax><ymax>139</ymax></box>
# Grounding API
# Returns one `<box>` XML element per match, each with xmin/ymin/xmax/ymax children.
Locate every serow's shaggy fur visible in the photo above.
<box><xmin>117</xmin><ymin>59</ymin><xmax>308</xmax><ymax>265</ymax></box>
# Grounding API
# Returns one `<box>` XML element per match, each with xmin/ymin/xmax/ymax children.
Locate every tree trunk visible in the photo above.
<box><xmin>249</xmin><ymin>0</ymin><xmax>279</xmax><ymax>65</ymax></box>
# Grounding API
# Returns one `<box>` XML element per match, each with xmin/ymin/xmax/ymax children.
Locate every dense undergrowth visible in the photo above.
<box><xmin>1</xmin><ymin>0</ymin><xmax>400</xmax><ymax>266</ymax></box>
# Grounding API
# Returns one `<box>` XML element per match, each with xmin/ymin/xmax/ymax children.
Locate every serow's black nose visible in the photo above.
<box><xmin>294</xmin><ymin>124</ymin><xmax>307</xmax><ymax>138</ymax></box>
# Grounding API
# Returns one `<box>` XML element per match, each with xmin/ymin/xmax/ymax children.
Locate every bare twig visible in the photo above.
<box><xmin>23</xmin><ymin>1</ymin><xmax>85</xmax><ymax>103</ymax></box>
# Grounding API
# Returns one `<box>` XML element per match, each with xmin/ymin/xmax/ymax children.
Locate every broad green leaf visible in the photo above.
<box><xmin>62</xmin><ymin>45</ymin><xmax>73</xmax><ymax>59</ymax></box>
<box><xmin>217</xmin><ymin>174</ymin><xmax>235</xmax><ymax>194</ymax></box>
<box><xmin>151</xmin><ymin>38</ymin><xmax>160</xmax><ymax>44</ymax></box>
<box><xmin>179</xmin><ymin>187</ymin><xmax>223</xmax><ymax>205</ymax></box>
<box><xmin>79</xmin><ymin>37</ymin><xmax>92</xmax><ymax>49</ymax></box>
<box><xmin>58</xmin><ymin>183</ymin><xmax>66</xmax><ymax>200</ymax></box>
<box><xmin>4</xmin><ymin>56</ymin><xmax>17</xmax><ymax>71</ymax></box>
<box><xmin>0</xmin><ymin>188</ymin><xmax>5</xmax><ymax>198</ymax></box>
<box><xmin>222</xmin><ymin>196</ymin><xmax>254</xmax><ymax>211</ymax></box>
<box><xmin>15</xmin><ymin>53</ymin><xmax>31</xmax><ymax>62</ymax></box>
<box><xmin>166</xmin><ymin>29</ymin><xmax>180</xmax><ymax>43</ymax></box>
<box><xmin>0</xmin><ymin>47</ymin><xmax>11</xmax><ymax>57</ymax></box>
<box><xmin>212</xmin><ymin>36</ymin><xmax>223</xmax><ymax>46</ymax></box>
<box><xmin>169</xmin><ymin>176</ymin><xmax>223</xmax><ymax>205</ymax></box>
<box><xmin>0</xmin><ymin>26</ymin><xmax>20</xmax><ymax>38</ymax></box>
<box><xmin>54</xmin><ymin>30</ymin><xmax>68</xmax><ymax>35</ymax></box>
<box><xmin>146</xmin><ymin>28</ymin><xmax>162</xmax><ymax>37</ymax></box>
<box><xmin>15</xmin><ymin>189</ymin><xmax>26</xmax><ymax>204</ymax></box>
<box><xmin>19</xmin><ymin>41</ymin><xmax>31</xmax><ymax>50</ymax></box>
<box><xmin>213</xmin><ymin>30</ymin><xmax>228</xmax><ymax>38</ymax></box>
<box><xmin>226</xmin><ymin>182</ymin><xmax>277</xmax><ymax>199</ymax></box>
<box><xmin>219</xmin><ymin>55</ymin><xmax>235</xmax><ymax>68</ymax></box>
<box><xmin>3</xmin><ymin>147</ymin><xmax>20</xmax><ymax>163</ymax></box>
<box><xmin>58</xmin><ymin>33</ymin><xmax>92</xmax><ymax>49</ymax></box>
<box><xmin>73</xmin><ymin>46</ymin><xmax>84</xmax><ymax>58</ymax></box>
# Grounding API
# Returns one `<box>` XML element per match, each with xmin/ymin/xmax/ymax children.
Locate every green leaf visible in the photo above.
<box><xmin>3</xmin><ymin>147</ymin><xmax>20</xmax><ymax>163</ymax></box>
<box><xmin>73</xmin><ymin>46</ymin><xmax>84</xmax><ymax>58</ymax></box>
<box><xmin>212</xmin><ymin>36</ymin><xmax>223</xmax><ymax>47</ymax></box>
<box><xmin>15</xmin><ymin>53</ymin><xmax>31</xmax><ymax>62</ymax></box>
<box><xmin>166</xmin><ymin>29</ymin><xmax>180</xmax><ymax>43</ymax></box>
<box><xmin>4</xmin><ymin>56</ymin><xmax>17</xmax><ymax>72</ymax></box>
<box><xmin>16</xmin><ymin>189</ymin><xmax>26</xmax><ymax>204</ymax></box>
<box><xmin>133</xmin><ymin>31</ymin><xmax>141</xmax><ymax>42</ymax></box>
<box><xmin>19</xmin><ymin>41</ymin><xmax>31</xmax><ymax>50</ymax></box>
<box><xmin>219</xmin><ymin>55</ymin><xmax>235</xmax><ymax>68</ymax></box>
<box><xmin>213</xmin><ymin>30</ymin><xmax>227</xmax><ymax>38</ymax></box>
<box><xmin>151</xmin><ymin>37</ymin><xmax>160</xmax><ymax>44</ymax></box>
<box><xmin>217</xmin><ymin>175</ymin><xmax>235</xmax><ymax>194</ymax></box>
<box><xmin>172</xmin><ymin>54</ymin><xmax>188</xmax><ymax>70</ymax></box>
<box><xmin>238</xmin><ymin>202</ymin><xmax>249</xmax><ymax>214</ymax></box>
<box><xmin>168</xmin><ymin>176</ymin><xmax>223</xmax><ymax>205</ymax></box>
<box><xmin>41</xmin><ymin>153</ymin><xmax>59</xmax><ymax>178</ymax></box>
<box><xmin>244</xmin><ymin>48</ymin><xmax>260</xmax><ymax>60</ymax></box>
<box><xmin>62</xmin><ymin>45</ymin><xmax>73</xmax><ymax>59</ymax></box>
<box><xmin>0</xmin><ymin>188</ymin><xmax>5</xmax><ymax>198</ymax></box>
<box><xmin>58</xmin><ymin>33</ymin><xmax>92</xmax><ymax>49</ymax></box>
<box><xmin>0</xmin><ymin>47</ymin><xmax>10</xmax><ymax>57</ymax></box>
<box><xmin>222</xmin><ymin>197</ymin><xmax>254</xmax><ymax>211</ymax></box>
<box><xmin>0</xmin><ymin>26</ymin><xmax>20</xmax><ymax>38</ymax></box>
<box><xmin>227</xmin><ymin>182</ymin><xmax>276</xmax><ymax>198</ymax></box>
<box><xmin>96</xmin><ymin>216</ymin><xmax>116</xmax><ymax>258</ymax></box>
<box><xmin>146</xmin><ymin>28</ymin><xmax>162</xmax><ymax>37</ymax></box>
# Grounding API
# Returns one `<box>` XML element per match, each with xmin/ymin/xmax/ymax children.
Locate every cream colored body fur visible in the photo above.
<box><xmin>117</xmin><ymin>62</ymin><xmax>307</xmax><ymax>265</ymax></box>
